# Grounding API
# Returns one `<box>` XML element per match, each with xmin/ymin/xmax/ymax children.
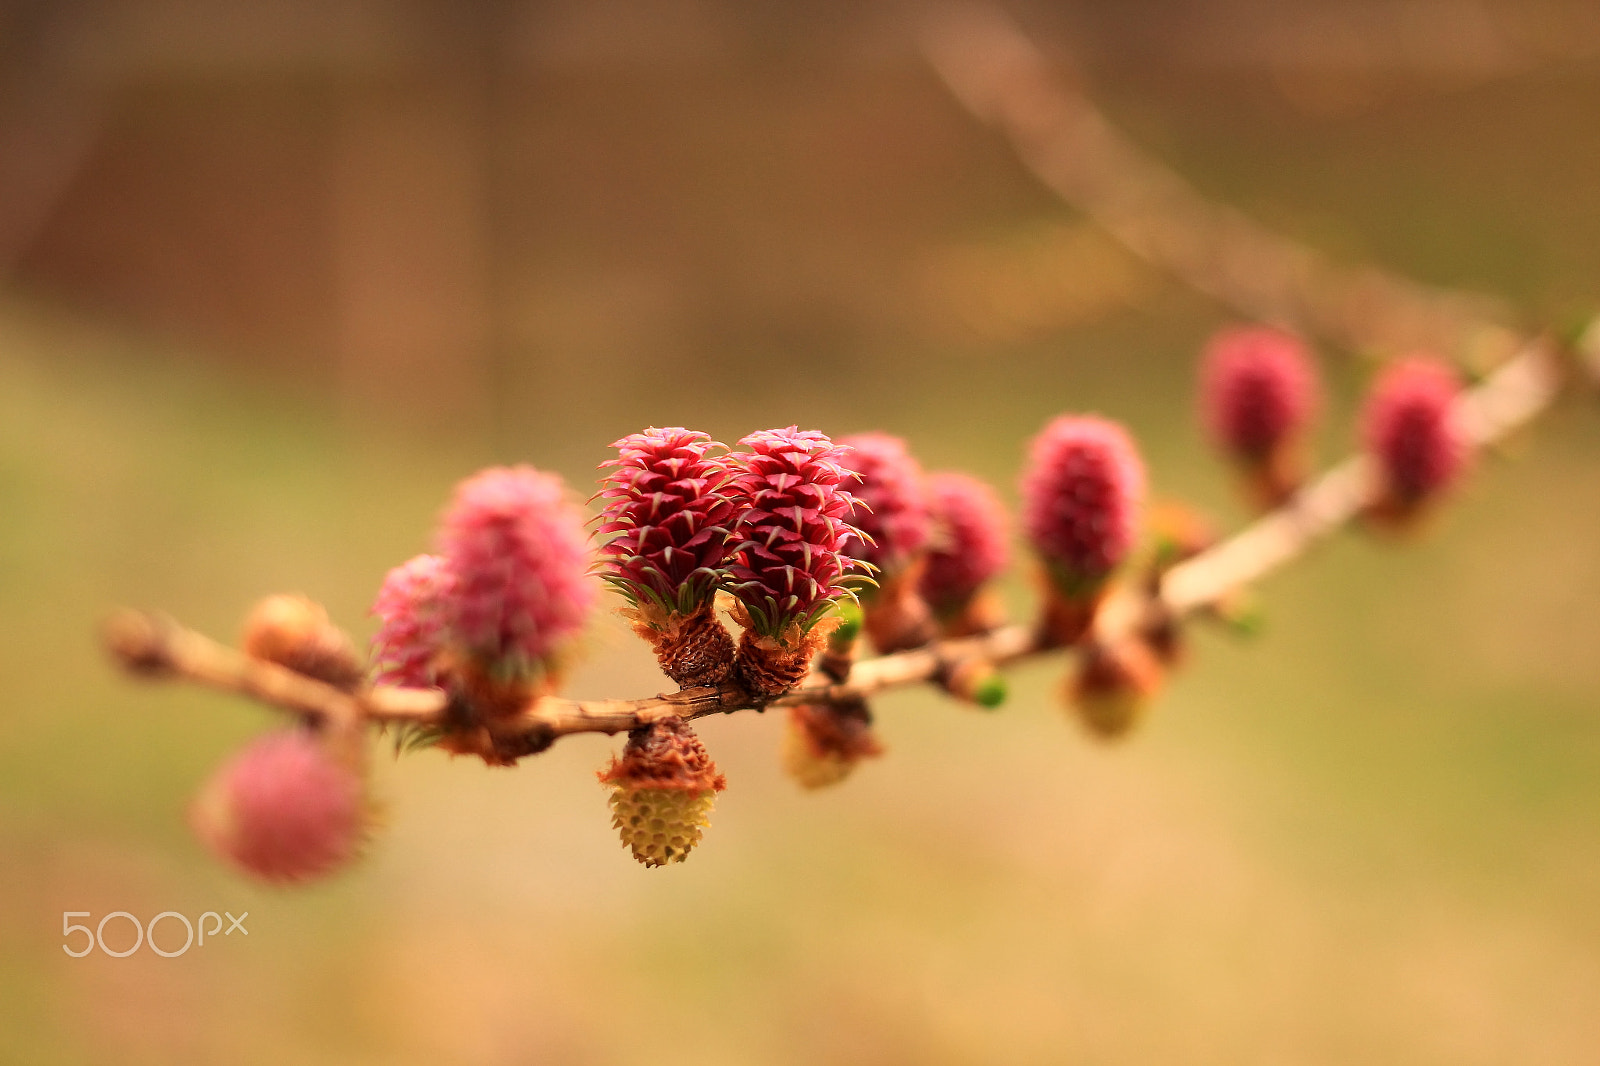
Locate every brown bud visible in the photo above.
<box><xmin>1036</xmin><ymin>582</ymin><xmax>1106</xmax><ymax>648</ymax></box>
<box><xmin>624</xmin><ymin>601</ymin><xmax>736</xmax><ymax>688</ymax></box>
<box><xmin>102</xmin><ymin>609</ymin><xmax>173</xmax><ymax>676</ymax></box>
<box><xmin>731</xmin><ymin>614</ymin><xmax>835</xmax><ymax>702</ymax></box>
<box><xmin>1146</xmin><ymin>503</ymin><xmax>1218</xmax><ymax>574</ymax></box>
<box><xmin>937</xmin><ymin>587</ymin><xmax>1008</xmax><ymax>639</ymax></box>
<box><xmin>861</xmin><ymin>565</ymin><xmax>940</xmax><ymax>654</ymax></box>
<box><xmin>1236</xmin><ymin>441</ymin><xmax>1307</xmax><ymax>511</ymax></box>
<box><xmin>241</xmin><ymin>595</ymin><xmax>363</xmax><ymax>690</ymax></box>
<box><xmin>1139</xmin><ymin>602</ymin><xmax>1186</xmax><ymax>668</ymax></box>
<box><xmin>940</xmin><ymin>657</ymin><xmax>1008</xmax><ymax>709</ymax></box>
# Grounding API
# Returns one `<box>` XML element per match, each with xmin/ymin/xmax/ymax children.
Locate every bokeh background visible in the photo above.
<box><xmin>5</xmin><ymin>1</ymin><xmax>1600</xmax><ymax>1062</ymax></box>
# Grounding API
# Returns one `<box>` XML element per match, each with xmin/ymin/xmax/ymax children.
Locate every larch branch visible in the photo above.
<box><xmin>102</xmin><ymin>9</ymin><xmax>1574</xmax><ymax>756</ymax></box>
<box><xmin>103</xmin><ymin>322</ymin><xmax>1564</xmax><ymax>749</ymax></box>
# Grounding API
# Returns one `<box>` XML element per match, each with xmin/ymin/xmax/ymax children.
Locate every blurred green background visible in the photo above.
<box><xmin>4</xmin><ymin>2</ymin><xmax>1600</xmax><ymax>1063</ymax></box>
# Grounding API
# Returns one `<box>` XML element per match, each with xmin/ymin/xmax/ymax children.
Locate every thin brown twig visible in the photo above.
<box><xmin>918</xmin><ymin>3</ymin><xmax>1519</xmax><ymax>362</ymax></box>
<box><xmin>103</xmin><ymin>606</ymin><xmax>1044</xmax><ymax>740</ymax></box>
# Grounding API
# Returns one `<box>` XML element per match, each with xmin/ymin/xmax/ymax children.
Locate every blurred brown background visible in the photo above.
<box><xmin>4</xmin><ymin>1</ymin><xmax>1600</xmax><ymax>1063</ymax></box>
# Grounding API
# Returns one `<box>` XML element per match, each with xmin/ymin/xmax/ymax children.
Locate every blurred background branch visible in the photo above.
<box><xmin>0</xmin><ymin>1</ymin><xmax>108</xmax><ymax>280</ymax></box>
<box><xmin>920</xmin><ymin>3</ymin><xmax>1519</xmax><ymax>361</ymax></box>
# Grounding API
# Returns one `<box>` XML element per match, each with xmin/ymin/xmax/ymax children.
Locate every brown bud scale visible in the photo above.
<box><xmin>938</xmin><ymin>588</ymin><xmax>1008</xmax><ymax>639</ymax></box>
<box><xmin>734</xmin><ymin>628</ymin><xmax>824</xmax><ymax>701</ymax></box>
<box><xmin>627</xmin><ymin>602</ymin><xmax>735</xmax><ymax>688</ymax></box>
<box><xmin>1036</xmin><ymin>584</ymin><xmax>1105</xmax><ymax>648</ymax></box>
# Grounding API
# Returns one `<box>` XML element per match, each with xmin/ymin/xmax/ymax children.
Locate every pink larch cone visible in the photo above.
<box><xmin>190</xmin><ymin>730</ymin><xmax>369</xmax><ymax>884</ymax></box>
<box><xmin>725</xmin><ymin>427</ymin><xmax>864</xmax><ymax>700</ymax></box>
<box><xmin>1361</xmin><ymin>356</ymin><xmax>1471</xmax><ymax>525</ymax></box>
<box><xmin>1021</xmin><ymin>415</ymin><xmax>1146</xmax><ymax>645</ymax></box>
<box><xmin>363</xmin><ymin>467</ymin><xmax>598</xmax><ymax>765</ymax></box>
<box><xmin>369</xmin><ymin>553</ymin><xmax>454</xmax><ymax>689</ymax></box>
<box><xmin>434</xmin><ymin>465</ymin><xmax>598</xmax><ymax>705</ymax></box>
<box><xmin>837</xmin><ymin>432</ymin><xmax>931</xmax><ymax>577</ymax></box>
<box><xmin>1199</xmin><ymin>325</ymin><xmax>1320</xmax><ymax>506</ymax></box>
<box><xmin>920</xmin><ymin>471</ymin><xmax>1010</xmax><ymax>637</ymax></box>
<box><xmin>839</xmin><ymin>432</ymin><xmax>937</xmax><ymax>653</ymax></box>
<box><xmin>596</xmin><ymin>428</ymin><xmax>738</xmax><ymax>687</ymax></box>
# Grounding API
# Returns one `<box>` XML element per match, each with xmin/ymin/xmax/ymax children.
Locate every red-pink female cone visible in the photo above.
<box><xmin>1021</xmin><ymin>415</ymin><xmax>1145</xmax><ymax>644</ymax></box>
<box><xmin>1200</xmin><ymin>325</ymin><xmax>1319</xmax><ymax>459</ymax></box>
<box><xmin>1361</xmin><ymin>356</ymin><xmax>1471</xmax><ymax>521</ymax></box>
<box><xmin>838</xmin><ymin>432</ymin><xmax>931</xmax><ymax>578</ymax></box>
<box><xmin>726</xmin><ymin>427</ymin><xmax>864</xmax><ymax>698</ymax></box>
<box><xmin>839</xmin><ymin>432</ymin><xmax>936</xmax><ymax>652</ymax></box>
<box><xmin>435</xmin><ymin>465</ymin><xmax>598</xmax><ymax>687</ymax></box>
<box><xmin>369</xmin><ymin>553</ymin><xmax>454</xmax><ymax>689</ymax></box>
<box><xmin>364</xmin><ymin>466</ymin><xmax>597</xmax><ymax>764</ymax></box>
<box><xmin>190</xmin><ymin>730</ymin><xmax>368</xmax><ymax>884</ymax></box>
<box><xmin>596</xmin><ymin>428</ymin><xmax>738</xmax><ymax>615</ymax></box>
<box><xmin>726</xmin><ymin>427</ymin><xmax>862</xmax><ymax>639</ymax></box>
<box><xmin>1199</xmin><ymin>325</ymin><xmax>1320</xmax><ymax>505</ymax></box>
<box><xmin>920</xmin><ymin>471</ymin><xmax>1010</xmax><ymax>636</ymax></box>
<box><xmin>595</xmin><ymin>428</ymin><xmax>739</xmax><ymax>687</ymax></box>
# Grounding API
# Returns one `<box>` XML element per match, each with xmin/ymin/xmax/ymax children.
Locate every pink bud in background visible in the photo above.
<box><xmin>920</xmin><ymin>471</ymin><xmax>1009</xmax><ymax>618</ymax></box>
<box><xmin>1362</xmin><ymin>357</ymin><xmax>1470</xmax><ymax>509</ymax></box>
<box><xmin>838</xmin><ymin>432</ymin><xmax>931</xmax><ymax>579</ymax></box>
<box><xmin>1199</xmin><ymin>325</ymin><xmax>1320</xmax><ymax>462</ymax></box>
<box><xmin>435</xmin><ymin>466</ymin><xmax>597</xmax><ymax>676</ymax></box>
<box><xmin>190</xmin><ymin>730</ymin><xmax>367</xmax><ymax>884</ymax></box>
<box><xmin>1021</xmin><ymin>415</ymin><xmax>1145</xmax><ymax>597</ymax></box>
<box><xmin>369</xmin><ymin>553</ymin><xmax>453</xmax><ymax>688</ymax></box>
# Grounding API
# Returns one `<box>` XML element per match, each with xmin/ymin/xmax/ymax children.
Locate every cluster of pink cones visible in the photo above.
<box><xmin>189</xmin><ymin>329</ymin><xmax>1475</xmax><ymax>880</ymax></box>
